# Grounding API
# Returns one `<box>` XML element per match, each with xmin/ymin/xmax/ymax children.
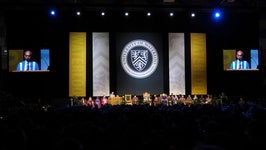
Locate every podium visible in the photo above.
<box><xmin>108</xmin><ymin>96</ymin><xmax>122</xmax><ymax>105</ymax></box>
<box><xmin>180</xmin><ymin>99</ymin><xmax>194</xmax><ymax>105</ymax></box>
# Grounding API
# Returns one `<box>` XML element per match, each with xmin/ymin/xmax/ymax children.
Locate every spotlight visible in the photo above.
<box><xmin>215</xmin><ymin>12</ymin><xmax>220</xmax><ymax>17</ymax></box>
<box><xmin>191</xmin><ymin>12</ymin><xmax>195</xmax><ymax>17</ymax></box>
<box><xmin>125</xmin><ymin>12</ymin><xmax>129</xmax><ymax>16</ymax></box>
<box><xmin>169</xmin><ymin>12</ymin><xmax>174</xmax><ymax>17</ymax></box>
<box><xmin>212</xmin><ymin>9</ymin><xmax>223</xmax><ymax>21</ymax></box>
<box><xmin>49</xmin><ymin>9</ymin><xmax>56</xmax><ymax>16</ymax></box>
<box><xmin>76</xmin><ymin>11</ymin><xmax>81</xmax><ymax>16</ymax></box>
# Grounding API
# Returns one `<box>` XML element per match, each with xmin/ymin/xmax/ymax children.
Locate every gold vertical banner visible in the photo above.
<box><xmin>223</xmin><ymin>49</ymin><xmax>236</xmax><ymax>70</ymax></box>
<box><xmin>69</xmin><ymin>32</ymin><xmax>86</xmax><ymax>97</ymax></box>
<box><xmin>190</xmin><ymin>33</ymin><xmax>207</xmax><ymax>95</ymax></box>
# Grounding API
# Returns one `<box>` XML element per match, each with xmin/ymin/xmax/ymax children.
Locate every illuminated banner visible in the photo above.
<box><xmin>190</xmin><ymin>33</ymin><xmax>207</xmax><ymax>95</ymax></box>
<box><xmin>168</xmin><ymin>33</ymin><xmax>185</xmax><ymax>95</ymax></box>
<box><xmin>69</xmin><ymin>32</ymin><xmax>86</xmax><ymax>97</ymax></box>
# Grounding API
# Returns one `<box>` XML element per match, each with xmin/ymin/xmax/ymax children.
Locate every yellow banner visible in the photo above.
<box><xmin>191</xmin><ymin>33</ymin><xmax>207</xmax><ymax>95</ymax></box>
<box><xmin>69</xmin><ymin>32</ymin><xmax>86</xmax><ymax>97</ymax></box>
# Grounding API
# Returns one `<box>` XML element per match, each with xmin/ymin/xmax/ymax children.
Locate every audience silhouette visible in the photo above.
<box><xmin>0</xmin><ymin>91</ymin><xmax>266</xmax><ymax>150</ymax></box>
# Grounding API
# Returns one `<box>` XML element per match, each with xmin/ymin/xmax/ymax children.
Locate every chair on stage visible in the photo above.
<box><xmin>143</xmin><ymin>92</ymin><xmax>151</xmax><ymax>105</ymax></box>
<box><xmin>124</xmin><ymin>94</ymin><xmax>132</xmax><ymax>105</ymax></box>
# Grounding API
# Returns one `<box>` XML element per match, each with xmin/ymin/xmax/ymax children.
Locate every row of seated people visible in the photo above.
<box><xmin>76</xmin><ymin>93</ymin><xmax>213</xmax><ymax>108</ymax></box>
<box><xmin>141</xmin><ymin>92</ymin><xmax>213</xmax><ymax>106</ymax></box>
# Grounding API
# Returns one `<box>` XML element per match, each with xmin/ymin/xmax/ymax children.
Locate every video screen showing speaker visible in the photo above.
<box><xmin>223</xmin><ymin>49</ymin><xmax>260</xmax><ymax>71</ymax></box>
<box><xmin>9</xmin><ymin>49</ymin><xmax>50</xmax><ymax>72</ymax></box>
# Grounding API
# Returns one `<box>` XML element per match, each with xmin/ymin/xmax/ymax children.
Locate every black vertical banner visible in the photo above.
<box><xmin>115</xmin><ymin>32</ymin><xmax>164</xmax><ymax>95</ymax></box>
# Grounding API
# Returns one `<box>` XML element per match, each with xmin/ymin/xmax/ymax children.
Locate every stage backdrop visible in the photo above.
<box><xmin>114</xmin><ymin>32</ymin><xmax>164</xmax><ymax>96</ymax></box>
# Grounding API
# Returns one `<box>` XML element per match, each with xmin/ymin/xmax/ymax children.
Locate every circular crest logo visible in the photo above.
<box><xmin>121</xmin><ymin>39</ymin><xmax>159</xmax><ymax>79</ymax></box>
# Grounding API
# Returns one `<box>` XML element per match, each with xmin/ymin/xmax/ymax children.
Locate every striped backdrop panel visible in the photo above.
<box><xmin>169</xmin><ymin>33</ymin><xmax>186</xmax><ymax>95</ymax></box>
<box><xmin>92</xmin><ymin>32</ymin><xmax>110</xmax><ymax>97</ymax></box>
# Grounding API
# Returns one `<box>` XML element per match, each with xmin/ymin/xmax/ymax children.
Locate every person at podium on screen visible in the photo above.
<box><xmin>16</xmin><ymin>50</ymin><xmax>39</xmax><ymax>71</ymax></box>
<box><xmin>229</xmin><ymin>50</ymin><xmax>250</xmax><ymax>70</ymax></box>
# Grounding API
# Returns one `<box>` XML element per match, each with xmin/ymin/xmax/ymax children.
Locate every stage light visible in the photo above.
<box><xmin>147</xmin><ymin>12</ymin><xmax>151</xmax><ymax>16</ymax></box>
<box><xmin>212</xmin><ymin>9</ymin><xmax>223</xmax><ymax>21</ymax></box>
<box><xmin>49</xmin><ymin>9</ymin><xmax>56</xmax><ymax>16</ymax></box>
<box><xmin>191</xmin><ymin>12</ymin><xmax>195</xmax><ymax>18</ymax></box>
<box><xmin>215</xmin><ymin>12</ymin><xmax>220</xmax><ymax>18</ymax></box>
<box><xmin>101</xmin><ymin>11</ymin><xmax>105</xmax><ymax>16</ymax></box>
<box><xmin>76</xmin><ymin>11</ymin><xmax>81</xmax><ymax>16</ymax></box>
<box><xmin>124</xmin><ymin>12</ymin><xmax>129</xmax><ymax>16</ymax></box>
<box><xmin>169</xmin><ymin>12</ymin><xmax>174</xmax><ymax>17</ymax></box>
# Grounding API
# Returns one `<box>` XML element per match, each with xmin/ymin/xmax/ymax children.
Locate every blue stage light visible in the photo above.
<box><xmin>212</xmin><ymin>9</ymin><xmax>222</xmax><ymax>21</ymax></box>
<box><xmin>49</xmin><ymin>9</ymin><xmax>56</xmax><ymax>16</ymax></box>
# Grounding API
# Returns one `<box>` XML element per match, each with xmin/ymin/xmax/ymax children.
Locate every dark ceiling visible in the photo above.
<box><xmin>0</xmin><ymin>0</ymin><xmax>264</xmax><ymax>9</ymax></box>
